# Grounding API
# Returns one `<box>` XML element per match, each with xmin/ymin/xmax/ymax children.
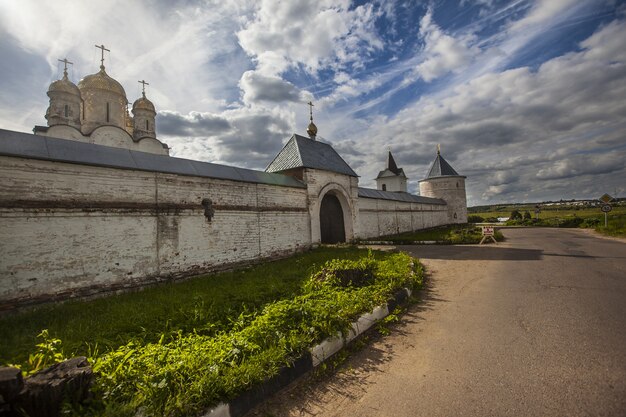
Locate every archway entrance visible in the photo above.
<box><xmin>320</xmin><ymin>193</ymin><xmax>346</xmax><ymax>243</ymax></box>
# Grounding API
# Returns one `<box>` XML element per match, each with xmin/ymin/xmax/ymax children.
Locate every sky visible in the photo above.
<box><xmin>0</xmin><ymin>0</ymin><xmax>624</xmax><ymax>206</ymax></box>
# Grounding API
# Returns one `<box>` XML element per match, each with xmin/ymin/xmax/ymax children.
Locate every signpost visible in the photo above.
<box><xmin>598</xmin><ymin>194</ymin><xmax>614</xmax><ymax>227</ymax></box>
<box><xmin>479</xmin><ymin>226</ymin><xmax>497</xmax><ymax>245</ymax></box>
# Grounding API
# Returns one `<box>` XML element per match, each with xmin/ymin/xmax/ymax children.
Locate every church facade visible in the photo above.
<box><xmin>0</xmin><ymin>52</ymin><xmax>467</xmax><ymax>311</ymax></box>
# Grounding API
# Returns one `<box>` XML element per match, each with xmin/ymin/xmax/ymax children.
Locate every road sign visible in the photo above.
<box><xmin>599</xmin><ymin>193</ymin><xmax>613</xmax><ymax>203</ymax></box>
<box><xmin>601</xmin><ymin>204</ymin><xmax>612</xmax><ymax>213</ymax></box>
<box><xmin>480</xmin><ymin>226</ymin><xmax>497</xmax><ymax>244</ymax></box>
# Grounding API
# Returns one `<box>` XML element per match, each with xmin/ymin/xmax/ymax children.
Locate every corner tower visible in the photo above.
<box><xmin>419</xmin><ymin>146</ymin><xmax>467</xmax><ymax>224</ymax></box>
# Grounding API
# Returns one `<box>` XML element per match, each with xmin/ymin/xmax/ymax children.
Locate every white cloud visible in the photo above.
<box><xmin>237</xmin><ymin>0</ymin><xmax>383</xmax><ymax>75</ymax></box>
<box><xmin>415</xmin><ymin>9</ymin><xmax>480</xmax><ymax>82</ymax></box>
<box><xmin>340</xmin><ymin>17</ymin><xmax>626</xmax><ymax>204</ymax></box>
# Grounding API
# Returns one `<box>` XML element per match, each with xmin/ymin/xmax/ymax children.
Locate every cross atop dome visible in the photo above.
<box><xmin>95</xmin><ymin>44</ymin><xmax>110</xmax><ymax>70</ymax></box>
<box><xmin>58</xmin><ymin>58</ymin><xmax>73</xmax><ymax>79</ymax></box>
<box><xmin>138</xmin><ymin>79</ymin><xmax>149</xmax><ymax>97</ymax></box>
<box><xmin>306</xmin><ymin>100</ymin><xmax>318</xmax><ymax>140</ymax></box>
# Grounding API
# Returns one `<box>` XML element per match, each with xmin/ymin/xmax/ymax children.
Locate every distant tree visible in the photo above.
<box><xmin>510</xmin><ymin>209</ymin><xmax>522</xmax><ymax>220</ymax></box>
<box><xmin>523</xmin><ymin>211</ymin><xmax>531</xmax><ymax>220</ymax></box>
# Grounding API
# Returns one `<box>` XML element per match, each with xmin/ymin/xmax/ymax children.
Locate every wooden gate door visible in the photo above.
<box><xmin>320</xmin><ymin>194</ymin><xmax>346</xmax><ymax>243</ymax></box>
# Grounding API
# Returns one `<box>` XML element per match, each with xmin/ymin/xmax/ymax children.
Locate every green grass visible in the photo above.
<box><xmin>364</xmin><ymin>224</ymin><xmax>504</xmax><ymax>244</ymax></box>
<box><xmin>595</xmin><ymin>214</ymin><xmax>626</xmax><ymax>237</ymax></box>
<box><xmin>469</xmin><ymin>203</ymin><xmax>626</xmax><ymax>238</ymax></box>
<box><xmin>1</xmin><ymin>249</ymin><xmax>421</xmax><ymax>416</ymax></box>
<box><xmin>470</xmin><ymin>203</ymin><xmax>626</xmax><ymax>222</ymax></box>
<box><xmin>0</xmin><ymin>247</ymin><xmax>386</xmax><ymax>368</ymax></box>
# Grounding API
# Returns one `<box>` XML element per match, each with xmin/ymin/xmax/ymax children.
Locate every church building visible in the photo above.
<box><xmin>0</xmin><ymin>48</ymin><xmax>467</xmax><ymax>310</ymax></box>
<box><xmin>33</xmin><ymin>47</ymin><xmax>169</xmax><ymax>155</ymax></box>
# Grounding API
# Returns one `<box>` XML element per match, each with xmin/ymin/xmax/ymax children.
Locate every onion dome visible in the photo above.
<box><xmin>307</xmin><ymin>121</ymin><xmax>318</xmax><ymax>139</ymax></box>
<box><xmin>132</xmin><ymin>93</ymin><xmax>155</xmax><ymax>113</ymax></box>
<box><xmin>48</xmin><ymin>72</ymin><xmax>81</xmax><ymax>96</ymax></box>
<box><xmin>78</xmin><ymin>65</ymin><xmax>127</xmax><ymax>102</ymax></box>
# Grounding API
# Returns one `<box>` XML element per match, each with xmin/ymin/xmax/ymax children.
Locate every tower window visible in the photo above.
<box><xmin>456</xmin><ymin>182</ymin><xmax>459</xmax><ymax>188</ymax></box>
<box><xmin>106</xmin><ymin>102</ymin><xmax>110</xmax><ymax>122</ymax></box>
<box><xmin>146</xmin><ymin>120</ymin><xmax>149</xmax><ymax>130</ymax></box>
<box><xmin>382</xmin><ymin>184</ymin><xmax>387</xmax><ymax>191</ymax></box>
<box><xmin>64</xmin><ymin>105</ymin><xmax>69</xmax><ymax>118</ymax></box>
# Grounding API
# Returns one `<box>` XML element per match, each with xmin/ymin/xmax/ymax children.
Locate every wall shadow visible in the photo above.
<box><xmin>400</xmin><ymin>245</ymin><xmax>543</xmax><ymax>261</ymax></box>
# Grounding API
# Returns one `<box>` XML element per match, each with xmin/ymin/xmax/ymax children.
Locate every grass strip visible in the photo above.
<box><xmin>0</xmin><ymin>247</ymin><xmax>383</xmax><ymax>367</ymax></box>
<box><xmin>363</xmin><ymin>224</ymin><xmax>504</xmax><ymax>244</ymax></box>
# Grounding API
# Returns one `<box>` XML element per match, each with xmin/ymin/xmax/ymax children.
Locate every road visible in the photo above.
<box><xmin>246</xmin><ymin>228</ymin><xmax>626</xmax><ymax>417</ymax></box>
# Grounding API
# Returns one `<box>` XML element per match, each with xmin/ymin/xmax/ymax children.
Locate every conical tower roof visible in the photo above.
<box><xmin>426</xmin><ymin>147</ymin><xmax>462</xmax><ymax>178</ymax></box>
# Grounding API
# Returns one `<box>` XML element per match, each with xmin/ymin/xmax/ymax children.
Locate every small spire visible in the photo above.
<box><xmin>437</xmin><ymin>143</ymin><xmax>441</xmax><ymax>155</ymax></box>
<box><xmin>58</xmin><ymin>58</ymin><xmax>73</xmax><ymax>79</ymax></box>
<box><xmin>306</xmin><ymin>100</ymin><xmax>317</xmax><ymax>139</ymax></box>
<box><xmin>95</xmin><ymin>44</ymin><xmax>110</xmax><ymax>70</ymax></box>
<box><xmin>138</xmin><ymin>79</ymin><xmax>149</xmax><ymax>97</ymax></box>
<box><xmin>387</xmin><ymin>150</ymin><xmax>400</xmax><ymax>175</ymax></box>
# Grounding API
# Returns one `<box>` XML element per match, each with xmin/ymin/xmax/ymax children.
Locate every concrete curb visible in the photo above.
<box><xmin>200</xmin><ymin>287</ymin><xmax>413</xmax><ymax>417</ymax></box>
<box><xmin>362</xmin><ymin>240</ymin><xmax>439</xmax><ymax>245</ymax></box>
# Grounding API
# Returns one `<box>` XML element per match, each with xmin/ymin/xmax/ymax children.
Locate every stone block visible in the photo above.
<box><xmin>0</xmin><ymin>367</ymin><xmax>23</xmax><ymax>403</ymax></box>
<box><xmin>16</xmin><ymin>357</ymin><xmax>92</xmax><ymax>417</ymax></box>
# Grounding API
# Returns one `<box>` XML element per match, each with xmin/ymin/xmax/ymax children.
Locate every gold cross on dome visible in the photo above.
<box><xmin>95</xmin><ymin>44</ymin><xmax>110</xmax><ymax>67</ymax></box>
<box><xmin>307</xmin><ymin>101</ymin><xmax>314</xmax><ymax>122</ymax></box>
<box><xmin>138</xmin><ymin>79</ymin><xmax>150</xmax><ymax>96</ymax></box>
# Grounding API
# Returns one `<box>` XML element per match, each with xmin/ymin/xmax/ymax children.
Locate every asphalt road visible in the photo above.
<box><xmin>247</xmin><ymin>228</ymin><xmax>626</xmax><ymax>417</ymax></box>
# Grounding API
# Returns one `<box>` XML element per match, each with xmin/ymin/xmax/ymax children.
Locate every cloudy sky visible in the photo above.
<box><xmin>0</xmin><ymin>0</ymin><xmax>624</xmax><ymax>205</ymax></box>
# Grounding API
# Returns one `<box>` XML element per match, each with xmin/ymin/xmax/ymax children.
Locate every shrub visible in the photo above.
<box><xmin>77</xmin><ymin>252</ymin><xmax>421</xmax><ymax>416</ymax></box>
<box><xmin>467</xmin><ymin>215</ymin><xmax>484</xmax><ymax>223</ymax></box>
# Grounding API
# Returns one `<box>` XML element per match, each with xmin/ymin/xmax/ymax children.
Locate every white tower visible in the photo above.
<box><xmin>419</xmin><ymin>146</ymin><xmax>467</xmax><ymax>224</ymax></box>
<box><xmin>376</xmin><ymin>151</ymin><xmax>407</xmax><ymax>192</ymax></box>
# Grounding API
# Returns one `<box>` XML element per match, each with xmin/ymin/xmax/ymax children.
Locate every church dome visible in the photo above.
<box><xmin>78</xmin><ymin>65</ymin><xmax>127</xmax><ymax>101</ymax></box>
<box><xmin>307</xmin><ymin>121</ymin><xmax>318</xmax><ymax>138</ymax></box>
<box><xmin>48</xmin><ymin>73</ymin><xmax>81</xmax><ymax>96</ymax></box>
<box><xmin>132</xmin><ymin>94</ymin><xmax>155</xmax><ymax>113</ymax></box>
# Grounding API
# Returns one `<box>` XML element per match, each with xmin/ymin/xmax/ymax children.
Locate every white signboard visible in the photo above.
<box><xmin>480</xmin><ymin>226</ymin><xmax>497</xmax><ymax>244</ymax></box>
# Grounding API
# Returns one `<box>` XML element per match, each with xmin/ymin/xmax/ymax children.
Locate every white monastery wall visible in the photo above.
<box><xmin>0</xmin><ymin>154</ymin><xmax>457</xmax><ymax>310</ymax></box>
<box><xmin>0</xmin><ymin>156</ymin><xmax>309</xmax><ymax>308</ymax></box>
<box><xmin>356</xmin><ymin>198</ymin><xmax>448</xmax><ymax>239</ymax></box>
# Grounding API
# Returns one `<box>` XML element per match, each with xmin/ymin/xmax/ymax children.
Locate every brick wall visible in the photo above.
<box><xmin>356</xmin><ymin>198</ymin><xmax>449</xmax><ymax>239</ymax></box>
<box><xmin>0</xmin><ymin>156</ymin><xmax>309</xmax><ymax>309</ymax></box>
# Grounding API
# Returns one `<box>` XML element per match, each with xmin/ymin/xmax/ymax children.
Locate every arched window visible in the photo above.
<box><xmin>106</xmin><ymin>102</ymin><xmax>110</xmax><ymax>122</ymax></box>
<box><xmin>382</xmin><ymin>184</ymin><xmax>387</xmax><ymax>191</ymax></box>
<box><xmin>454</xmin><ymin>213</ymin><xmax>457</xmax><ymax>219</ymax></box>
<box><xmin>64</xmin><ymin>105</ymin><xmax>69</xmax><ymax>118</ymax></box>
<box><xmin>456</xmin><ymin>182</ymin><xmax>459</xmax><ymax>188</ymax></box>
<box><xmin>146</xmin><ymin>120</ymin><xmax>149</xmax><ymax>130</ymax></box>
